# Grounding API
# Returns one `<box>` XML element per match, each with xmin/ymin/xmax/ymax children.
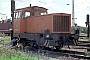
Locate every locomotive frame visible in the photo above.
<box><xmin>13</xmin><ymin>5</ymin><xmax>79</xmax><ymax>50</ymax></box>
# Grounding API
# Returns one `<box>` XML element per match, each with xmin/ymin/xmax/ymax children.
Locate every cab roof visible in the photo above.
<box><xmin>16</xmin><ymin>6</ymin><xmax>48</xmax><ymax>11</ymax></box>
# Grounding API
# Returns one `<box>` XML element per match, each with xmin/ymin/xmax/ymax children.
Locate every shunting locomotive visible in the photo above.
<box><xmin>13</xmin><ymin>4</ymin><xmax>79</xmax><ymax>50</ymax></box>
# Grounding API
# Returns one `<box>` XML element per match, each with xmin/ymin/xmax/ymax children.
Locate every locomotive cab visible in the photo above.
<box><xmin>14</xmin><ymin>5</ymin><xmax>48</xmax><ymax>34</ymax></box>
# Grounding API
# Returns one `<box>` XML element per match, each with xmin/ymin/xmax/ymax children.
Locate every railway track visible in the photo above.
<box><xmin>0</xmin><ymin>39</ymin><xmax>90</xmax><ymax>59</ymax></box>
<box><xmin>26</xmin><ymin>45</ymin><xmax>90</xmax><ymax>60</ymax></box>
<box><xmin>52</xmin><ymin>49</ymin><xmax>90</xmax><ymax>59</ymax></box>
<box><xmin>57</xmin><ymin>42</ymin><xmax>90</xmax><ymax>59</ymax></box>
<box><xmin>23</xmin><ymin>40</ymin><xmax>90</xmax><ymax>59</ymax></box>
<box><xmin>77</xmin><ymin>41</ymin><xmax>90</xmax><ymax>52</ymax></box>
<box><xmin>48</xmin><ymin>48</ymin><xmax>90</xmax><ymax>59</ymax></box>
<box><xmin>78</xmin><ymin>42</ymin><xmax>90</xmax><ymax>46</ymax></box>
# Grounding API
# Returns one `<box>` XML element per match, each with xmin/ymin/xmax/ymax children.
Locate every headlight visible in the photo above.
<box><xmin>46</xmin><ymin>34</ymin><xmax>49</xmax><ymax>38</ymax></box>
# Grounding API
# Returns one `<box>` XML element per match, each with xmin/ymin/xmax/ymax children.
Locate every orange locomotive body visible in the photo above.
<box><xmin>13</xmin><ymin>5</ymin><xmax>78</xmax><ymax>49</ymax></box>
<box><xmin>14</xmin><ymin>6</ymin><xmax>71</xmax><ymax>34</ymax></box>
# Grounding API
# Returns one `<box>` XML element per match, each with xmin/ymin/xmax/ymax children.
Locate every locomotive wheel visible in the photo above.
<box><xmin>55</xmin><ymin>43</ymin><xmax>63</xmax><ymax>50</ymax></box>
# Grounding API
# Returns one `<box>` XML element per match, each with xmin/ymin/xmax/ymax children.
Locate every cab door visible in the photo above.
<box><xmin>13</xmin><ymin>11</ymin><xmax>21</xmax><ymax>33</ymax></box>
<box><xmin>20</xmin><ymin>11</ymin><xmax>30</xmax><ymax>33</ymax></box>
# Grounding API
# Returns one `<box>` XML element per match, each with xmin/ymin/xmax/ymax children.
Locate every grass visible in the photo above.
<box><xmin>0</xmin><ymin>36</ymin><xmax>11</xmax><ymax>46</ymax></box>
<box><xmin>0</xmin><ymin>33</ymin><xmax>50</xmax><ymax>60</ymax></box>
<box><xmin>3</xmin><ymin>36</ymin><xmax>11</xmax><ymax>45</ymax></box>
<box><xmin>0</xmin><ymin>33</ymin><xmax>11</xmax><ymax>45</ymax></box>
<box><xmin>0</xmin><ymin>33</ymin><xmax>90</xmax><ymax>60</ymax></box>
<box><xmin>0</xmin><ymin>46</ymin><xmax>54</xmax><ymax>60</ymax></box>
<box><xmin>0</xmin><ymin>46</ymin><xmax>39</xmax><ymax>60</ymax></box>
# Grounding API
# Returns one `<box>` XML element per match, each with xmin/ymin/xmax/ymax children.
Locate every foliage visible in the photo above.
<box><xmin>0</xmin><ymin>32</ymin><xmax>5</xmax><ymax>37</ymax></box>
<box><xmin>80</xmin><ymin>26</ymin><xmax>87</xmax><ymax>33</ymax></box>
<box><xmin>0</xmin><ymin>46</ymin><xmax>39</xmax><ymax>60</ymax></box>
<box><xmin>85</xmin><ymin>52</ymin><xmax>90</xmax><ymax>56</ymax></box>
<box><xmin>0</xmin><ymin>33</ymin><xmax>39</xmax><ymax>60</ymax></box>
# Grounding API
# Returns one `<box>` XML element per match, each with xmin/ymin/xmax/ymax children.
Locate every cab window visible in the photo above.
<box><xmin>40</xmin><ymin>12</ymin><xmax>46</xmax><ymax>15</ymax></box>
<box><xmin>14</xmin><ymin>11</ymin><xmax>21</xmax><ymax>19</ymax></box>
<box><xmin>22</xmin><ymin>11</ymin><xmax>30</xmax><ymax>19</ymax></box>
